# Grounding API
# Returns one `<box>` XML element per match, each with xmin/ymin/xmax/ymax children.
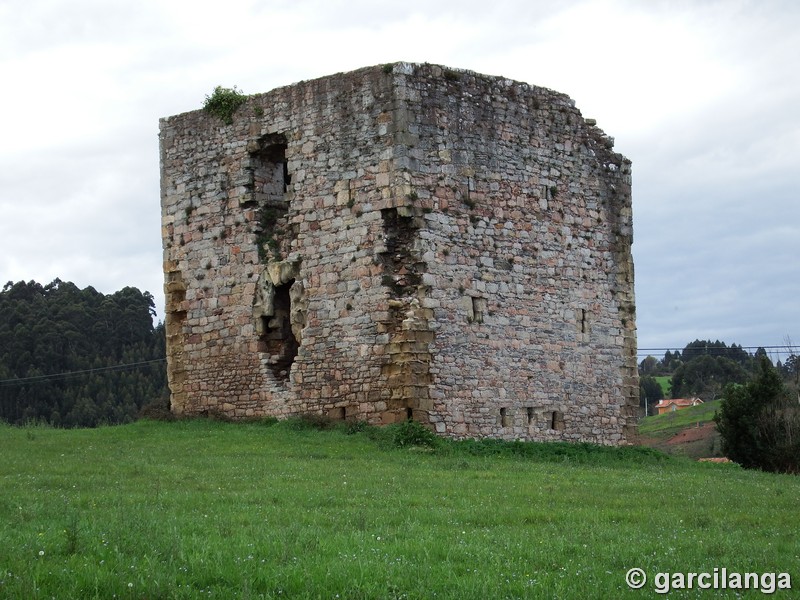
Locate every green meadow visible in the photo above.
<box><xmin>654</xmin><ymin>376</ymin><xmax>672</xmax><ymax>397</ymax></box>
<box><xmin>1</xmin><ymin>419</ymin><xmax>797</xmax><ymax>599</ymax></box>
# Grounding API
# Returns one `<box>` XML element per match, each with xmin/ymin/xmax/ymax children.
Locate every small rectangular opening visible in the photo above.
<box><xmin>526</xmin><ymin>407</ymin><xmax>534</xmax><ymax>425</ymax></box>
<box><xmin>550</xmin><ymin>410</ymin><xmax>564</xmax><ymax>431</ymax></box>
<box><xmin>327</xmin><ymin>406</ymin><xmax>346</xmax><ymax>420</ymax></box>
<box><xmin>471</xmin><ymin>297</ymin><xmax>486</xmax><ymax>323</ymax></box>
<box><xmin>499</xmin><ymin>407</ymin><xmax>510</xmax><ymax>428</ymax></box>
<box><xmin>406</xmin><ymin>407</ymin><xmax>414</xmax><ymax>421</ymax></box>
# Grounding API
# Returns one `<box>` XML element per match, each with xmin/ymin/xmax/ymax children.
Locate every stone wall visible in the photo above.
<box><xmin>159</xmin><ymin>62</ymin><xmax>638</xmax><ymax>443</ymax></box>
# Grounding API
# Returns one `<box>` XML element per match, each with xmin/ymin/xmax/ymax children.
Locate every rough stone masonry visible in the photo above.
<box><xmin>159</xmin><ymin>62</ymin><xmax>639</xmax><ymax>444</ymax></box>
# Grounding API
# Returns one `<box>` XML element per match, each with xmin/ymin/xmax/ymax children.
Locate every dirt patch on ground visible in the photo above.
<box><xmin>665</xmin><ymin>421</ymin><xmax>716</xmax><ymax>445</ymax></box>
<box><xmin>636</xmin><ymin>421</ymin><xmax>723</xmax><ymax>460</ymax></box>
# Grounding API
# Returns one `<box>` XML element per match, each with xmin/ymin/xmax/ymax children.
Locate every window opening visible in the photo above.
<box><xmin>550</xmin><ymin>410</ymin><xmax>565</xmax><ymax>431</ymax></box>
<box><xmin>471</xmin><ymin>297</ymin><xmax>487</xmax><ymax>323</ymax></box>
<box><xmin>499</xmin><ymin>407</ymin><xmax>510</xmax><ymax>428</ymax></box>
<box><xmin>252</xmin><ymin>137</ymin><xmax>288</xmax><ymax>205</ymax></box>
<box><xmin>249</xmin><ymin>135</ymin><xmax>291</xmax><ymax>263</ymax></box>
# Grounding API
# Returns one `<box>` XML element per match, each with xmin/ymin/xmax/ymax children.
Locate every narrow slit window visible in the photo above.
<box><xmin>550</xmin><ymin>410</ymin><xmax>564</xmax><ymax>431</ymax></box>
<box><xmin>282</xmin><ymin>160</ymin><xmax>291</xmax><ymax>193</ymax></box>
<box><xmin>576</xmin><ymin>308</ymin><xmax>590</xmax><ymax>341</ymax></box>
<box><xmin>471</xmin><ymin>297</ymin><xmax>486</xmax><ymax>323</ymax></box>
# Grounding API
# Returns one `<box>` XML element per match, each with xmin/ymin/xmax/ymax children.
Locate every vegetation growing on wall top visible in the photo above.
<box><xmin>203</xmin><ymin>85</ymin><xmax>248</xmax><ymax>125</ymax></box>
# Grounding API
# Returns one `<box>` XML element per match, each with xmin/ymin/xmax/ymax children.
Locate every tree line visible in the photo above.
<box><xmin>639</xmin><ymin>339</ymin><xmax>798</xmax><ymax>405</ymax></box>
<box><xmin>0</xmin><ymin>279</ymin><xmax>167</xmax><ymax>427</ymax></box>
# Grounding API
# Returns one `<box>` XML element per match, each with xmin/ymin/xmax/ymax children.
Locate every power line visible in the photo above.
<box><xmin>636</xmin><ymin>345</ymin><xmax>800</xmax><ymax>362</ymax></box>
<box><xmin>0</xmin><ymin>358</ymin><xmax>166</xmax><ymax>388</ymax></box>
<box><xmin>638</xmin><ymin>345</ymin><xmax>800</xmax><ymax>353</ymax></box>
<box><xmin>1</xmin><ymin>346</ymin><xmax>796</xmax><ymax>387</ymax></box>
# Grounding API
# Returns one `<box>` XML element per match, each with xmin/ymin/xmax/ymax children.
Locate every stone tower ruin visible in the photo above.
<box><xmin>160</xmin><ymin>63</ymin><xmax>638</xmax><ymax>444</ymax></box>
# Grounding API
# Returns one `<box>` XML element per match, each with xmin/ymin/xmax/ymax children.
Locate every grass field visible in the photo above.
<box><xmin>654</xmin><ymin>376</ymin><xmax>672</xmax><ymax>397</ymax></box>
<box><xmin>1</xmin><ymin>419</ymin><xmax>797</xmax><ymax>599</ymax></box>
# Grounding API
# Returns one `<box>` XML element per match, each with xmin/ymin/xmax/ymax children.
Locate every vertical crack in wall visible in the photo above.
<box><xmin>378</xmin><ymin>207</ymin><xmax>424</xmax><ymax>296</ymax></box>
<box><xmin>253</xmin><ymin>262</ymin><xmax>305</xmax><ymax>384</ymax></box>
<box><xmin>255</xmin><ymin>277</ymin><xmax>299</xmax><ymax>380</ymax></box>
<box><xmin>377</xmin><ymin>207</ymin><xmax>435</xmax><ymax>424</ymax></box>
<box><xmin>248</xmin><ymin>133</ymin><xmax>305</xmax><ymax>385</ymax></box>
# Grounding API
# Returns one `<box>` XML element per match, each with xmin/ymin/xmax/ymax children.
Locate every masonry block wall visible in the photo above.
<box><xmin>159</xmin><ymin>63</ymin><xmax>638</xmax><ymax>444</ymax></box>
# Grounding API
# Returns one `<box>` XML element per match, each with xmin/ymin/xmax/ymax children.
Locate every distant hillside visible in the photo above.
<box><xmin>636</xmin><ymin>400</ymin><xmax>723</xmax><ymax>459</ymax></box>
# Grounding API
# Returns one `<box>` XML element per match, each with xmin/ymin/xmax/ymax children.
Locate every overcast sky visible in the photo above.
<box><xmin>1</xmin><ymin>0</ymin><xmax>797</xmax><ymax>362</ymax></box>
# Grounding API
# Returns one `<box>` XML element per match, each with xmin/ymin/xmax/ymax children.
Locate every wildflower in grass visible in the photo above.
<box><xmin>38</xmin><ymin>550</ymin><xmax>44</xmax><ymax>557</ymax></box>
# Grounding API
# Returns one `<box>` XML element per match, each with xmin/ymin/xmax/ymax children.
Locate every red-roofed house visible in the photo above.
<box><xmin>656</xmin><ymin>398</ymin><xmax>704</xmax><ymax>415</ymax></box>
